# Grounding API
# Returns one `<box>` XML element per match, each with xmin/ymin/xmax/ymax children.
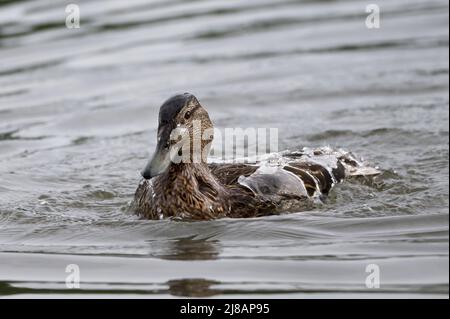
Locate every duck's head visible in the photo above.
<box><xmin>141</xmin><ymin>93</ymin><xmax>214</xmax><ymax>179</ymax></box>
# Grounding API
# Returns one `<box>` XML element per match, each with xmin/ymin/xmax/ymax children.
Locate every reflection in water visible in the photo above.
<box><xmin>157</xmin><ymin>237</ymin><xmax>221</xmax><ymax>261</ymax></box>
<box><xmin>167</xmin><ymin>278</ymin><xmax>220</xmax><ymax>297</ymax></box>
<box><xmin>155</xmin><ymin>238</ymin><xmax>223</xmax><ymax>297</ymax></box>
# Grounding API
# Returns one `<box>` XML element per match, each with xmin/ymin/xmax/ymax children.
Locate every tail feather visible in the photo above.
<box><xmin>283</xmin><ymin>147</ymin><xmax>380</xmax><ymax>196</ymax></box>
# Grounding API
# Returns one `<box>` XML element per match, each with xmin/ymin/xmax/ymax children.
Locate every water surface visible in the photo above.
<box><xmin>0</xmin><ymin>0</ymin><xmax>448</xmax><ymax>298</ymax></box>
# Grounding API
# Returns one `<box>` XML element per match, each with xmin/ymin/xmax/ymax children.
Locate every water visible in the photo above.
<box><xmin>0</xmin><ymin>0</ymin><xmax>448</xmax><ymax>298</ymax></box>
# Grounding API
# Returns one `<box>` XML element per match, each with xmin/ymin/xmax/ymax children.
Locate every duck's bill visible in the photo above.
<box><xmin>141</xmin><ymin>142</ymin><xmax>171</xmax><ymax>179</ymax></box>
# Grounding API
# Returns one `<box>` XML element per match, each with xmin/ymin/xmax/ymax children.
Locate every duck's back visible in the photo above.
<box><xmin>209</xmin><ymin>147</ymin><xmax>380</xmax><ymax>213</ymax></box>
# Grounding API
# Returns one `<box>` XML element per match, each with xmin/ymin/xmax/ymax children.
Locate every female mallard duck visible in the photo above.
<box><xmin>132</xmin><ymin>93</ymin><xmax>379</xmax><ymax>220</ymax></box>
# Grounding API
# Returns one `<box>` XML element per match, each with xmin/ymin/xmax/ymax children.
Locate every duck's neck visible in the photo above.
<box><xmin>160</xmin><ymin>161</ymin><xmax>220</xmax><ymax>192</ymax></box>
<box><xmin>167</xmin><ymin>162</ymin><xmax>209</xmax><ymax>180</ymax></box>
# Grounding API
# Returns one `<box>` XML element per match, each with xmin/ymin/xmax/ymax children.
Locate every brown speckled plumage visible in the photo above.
<box><xmin>132</xmin><ymin>93</ymin><xmax>379</xmax><ymax>220</ymax></box>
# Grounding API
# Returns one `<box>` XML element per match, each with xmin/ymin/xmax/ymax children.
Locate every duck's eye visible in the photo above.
<box><xmin>164</xmin><ymin>141</ymin><xmax>170</xmax><ymax>149</ymax></box>
<box><xmin>184</xmin><ymin>111</ymin><xmax>192</xmax><ymax>120</ymax></box>
<box><xmin>161</xmin><ymin>119</ymin><xmax>168</xmax><ymax>125</ymax></box>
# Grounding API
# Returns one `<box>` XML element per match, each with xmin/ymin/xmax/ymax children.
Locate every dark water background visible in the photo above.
<box><xmin>0</xmin><ymin>0</ymin><xmax>448</xmax><ymax>298</ymax></box>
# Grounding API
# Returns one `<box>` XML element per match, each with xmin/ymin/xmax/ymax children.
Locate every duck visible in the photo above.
<box><xmin>132</xmin><ymin>93</ymin><xmax>380</xmax><ymax>220</ymax></box>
